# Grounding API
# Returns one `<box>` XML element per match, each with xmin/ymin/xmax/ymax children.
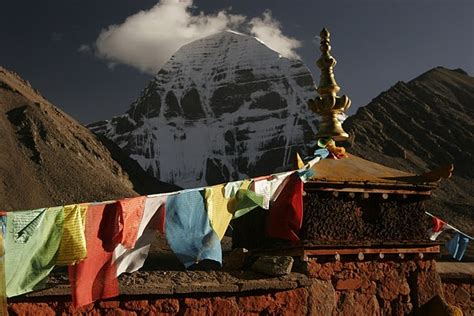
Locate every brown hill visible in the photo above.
<box><xmin>0</xmin><ymin>66</ymin><xmax>176</xmax><ymax>211</ymax></box>
<box><xmin>343</xmin><ymin>67</ymin><xmax>474</xmax><ymax>235</ymax></box>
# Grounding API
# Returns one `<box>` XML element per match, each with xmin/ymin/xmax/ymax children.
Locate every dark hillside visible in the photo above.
<box><xmin>344</xmin><ymin>67</ymin><xmax>474</xmax><ymax>236</ymax></box>
<box><xmin>0</xmin><ymin>66</ymin><xmax>173</xmax><ymax>211</ymax></box>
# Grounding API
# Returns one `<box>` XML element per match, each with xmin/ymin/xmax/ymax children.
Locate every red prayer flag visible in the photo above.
<box><xmin>265</xmin><ymin>173</ymin><xmax>303</xmax><ymax>241</ymax></box>
<box><xmin>113</xmin><ymin>196</ymin><xmax>146</xmax><ymax>249</ymax></box>
<box><xmin>68</xmin><ymin>203</ymin><xmax>120</xmax><ymax>308</ymax></box>
<box><xmin>432</xmin><ymin>216</ymin><xmax>446</xmax><ymax>232</ymax></box>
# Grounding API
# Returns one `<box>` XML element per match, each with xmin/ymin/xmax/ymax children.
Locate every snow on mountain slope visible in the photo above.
<box><xmin>89</xmin><ymin>31</ymin><xmax>319</xmax><ymax>188</ymax></box>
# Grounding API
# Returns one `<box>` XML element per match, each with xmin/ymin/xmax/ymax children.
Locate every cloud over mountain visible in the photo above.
<box><xmin>87</xmin><ymin>0</ymin><xmax>301</xmax><ymax>74</ymax></box>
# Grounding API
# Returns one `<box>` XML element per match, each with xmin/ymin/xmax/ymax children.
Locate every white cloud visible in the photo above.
<box><xmin>249</xmin><ymin>11</ymin><xmax>301</xmax><ymax>59</ymax></box>
<box><xmin>88</xmin><ymin>1</ymin><xmax>300</xmax><ymax>74</ymax></box>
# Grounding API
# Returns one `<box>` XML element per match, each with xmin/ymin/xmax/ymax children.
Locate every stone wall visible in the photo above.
<box><xmin>8</xmin><ymin>289</ymin><xmax>309</xmax><ymax>316</ymax></box>
<box><xmin>442</xmin><ymin>281</ymin><xmax>473</xmax><ymax>315</ymax></box>
<box><xmin>8</xmin><ymin>258</ymin><xmax>466</xmax><ymax>316</ymax></box>
<box><xmin>305</xmin><ymin>258</ymin><xmax>450</xmax><ymax>315</ymax></box>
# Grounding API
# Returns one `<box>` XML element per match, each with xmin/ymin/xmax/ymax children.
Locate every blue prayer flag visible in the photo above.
<box><xmin>165</xmin><ymin>190</ymin><xmax>222</xmax><ymax>268</ymax></box>
<box><xmin>446</xmin><ymin>232</ymin><xmax>470</xmax><ymax>261</ymax></box>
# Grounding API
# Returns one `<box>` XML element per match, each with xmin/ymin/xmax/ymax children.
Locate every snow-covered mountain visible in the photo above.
<box><xmin>89</xmin><ymin>31</ymin><xmax>319</xmax><ymax>188</ymax></box>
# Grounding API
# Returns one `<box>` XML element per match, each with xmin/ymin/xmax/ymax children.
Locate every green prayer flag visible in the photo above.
<box><xmin>233</xmin><ymin>188</ymin><xmax>265</xmax><ymax>219</ymax></box>
<box><xmin>5</xmin><ymin>207</ymin><xmax>64</xmax><ymax>297</ymax></box>
<box><xmin>0</xmin><ymin>215</ymin><xmax>7</xmax><ymax>315</ymax></box>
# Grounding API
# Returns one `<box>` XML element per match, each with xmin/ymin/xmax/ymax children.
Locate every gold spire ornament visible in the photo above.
<box><xmin>308</xmin><ymin>28</ymin><xmax>351</xmax><ymax>141</ymax></box>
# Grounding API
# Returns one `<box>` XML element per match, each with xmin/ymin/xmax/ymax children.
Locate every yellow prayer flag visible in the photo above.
<box><xmin>204</xmin><ymin>185</ymin><xmax>234</xmax><ymax>240</ymax></box>
<box><xmin>296</xmin><ymin>153</ymin><xmax>305</xmax><ymax>169</ymax></box>
<box><xmin>55</xmin><ymin>204</ymin><xmax>88</xmax><ymax>265</ymax></box>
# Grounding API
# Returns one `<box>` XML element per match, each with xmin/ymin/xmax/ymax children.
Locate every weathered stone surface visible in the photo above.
<box><xmin>104</xmin><ymin>309</ymin><xmax>137</xmax><ymax>316</ymax></box>
<box><xmin>306</xmin><ymin>260</ymin><xmax>333</xmax><ymax>280</ymax></box>
<box><xmin>238</xmin><ymin>279</ymin><xmax>298</xmax><ymax>292</ymax></box>
<box><xmin>174</xmin><ymin>281</ymin><xmax>239</xmax><ymax>294</ymax></box>
<box><xmin>68</xmin><ymin>302</ymin><xmax>94</xmax><ymax>314</ymax></box>
<box><xmin>335</xmin><ymin>277</ymin><xmax>363</xmax><ymax>291</ymax></box>
<box><xmin>251</xmin><ymin>256</ymin><xmax>294</xmax><ymax>276</ymax></box>
<box><xmin>122</xmin><ymin>300</ymin><xmax>150</xmax><ymax>311</ymax></box>
<box><xmin>120</xmin><ymin>270</ymin><xmax>305</xmax><ymax>295</ymax></box>
<box><xmin>98</xmin><ymin>300</ymin><xmax>121</xmax><ymax>309</ymax></box>
<box><xmin>414</xmin><ymin>269</ymin><xmax>445</xmax><ymax>309</ymax></box>
<box><xmin>454</xmin><ymin>286</ymin><xmax>470</xmax><ymax>303</ymax></box>
<box><xmin>273</xmin><ymin>287</ymin><xmax>309</xmax><ymax>316</ymax></box>
<box><xmin>152</xmin><ymin>298</ymin><xmax>180</xmax><ymax>313</ymax></box>
<box><xmin>308</xmin><ymin>279</ymin><xmax>336</xmax><ymax>316</ymax></box>
<box><xmin>335</xmin><ymin>292</ymin><xmax>366</xmax><ymax>316</ymax></box>
<box><xmin>211</xmin><ymin>297</ymin><xmax>240</xmax><ymax>316</ymax></box>
<box><xmin>183</xmin><ymin>298</ymin><xmax>212</xmax><ymax>316</ymax></box>
<box><xmin>366</xmin><ymin>295</ymin><xmax>382</xmax><ymax>316</ymax></box>
<box><xmin>238</xmin><ymin>294</ymin><xmax>273</xmax><ymax>312</ymax></box>
<box><xmin>437</xmin><ymin>262</ymin><xmax>474</xmax><ymax>280</ymax></box>
<box><xmin>377</xmin><ymin>269</ymin><xmax>410</xmax><ymax>301</ymax></box>
<box><xmin>10</xmin><ymin>303</ymin><xmax>56</xmax><ymax>316</ymax></box>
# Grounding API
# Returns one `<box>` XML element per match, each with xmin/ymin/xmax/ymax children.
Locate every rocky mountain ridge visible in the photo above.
<box><xmin>0</xmin><ymin>66</ymin><xmax>174</xmax><ymax>211</ymax></box>
<box><xmin>89</xmin><ymin>31</ymin><xmax>319</xmax><ymax>188</ymax></box>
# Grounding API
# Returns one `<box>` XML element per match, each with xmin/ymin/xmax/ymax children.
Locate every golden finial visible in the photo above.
<box><xmin>308</xmin><ymin>27</ymin><xmax>351</xmax><ymax>141</ymax></box>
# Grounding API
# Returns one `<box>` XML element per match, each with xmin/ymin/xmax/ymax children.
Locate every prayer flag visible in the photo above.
<box><xmin>165</xmin><ymin>190</ymin><xmax>221</xmax><ymax>268</ymax></box>
<box><xmin>68</xmin><ymin>203</ymin><xmax>120</xmax><ymax>307</ymax></box>
<box><xmin>428</xmin><ymin>216</ymin><xmax>448</xmax><ymax>241</ymax></box>
<box><xmin>446</xmin><ymin>232</ymin><xmax>471</xmax><ymax>261</ymax></box>
<box><xmin>204</xmin><ymin>184</ymin><xmax>234</xmax><ymax>240</ymax></box>
<box><xmin>114</xmin><ymin>195</ymin><xmax>167</xmax><ymax>276</ymax></box>
<box><xmin>113</xmin><ymin>196</ymin><xmax>146</xmax><ymax>249</ymax></box>
<box><xmin>55</xmin><ymin>204</ymin><xmax>87</xmax><ymax>265</ymax></box>
<box><xmin>0</xmin><ymin>213</ymin><xmax>7</xmax><ymax>315</ymax></box>
<box><xmin>5</xmin><ymin>207</ymin><xmax>63</xmax><ymax>297</ymax></box>
<box><xmin>266</xmin><ymin>173</ymin><xmax>304</xmax><ymax>241</ymax></box>
<box><xmin>253</xmin><ymin>172</ymin><xmax>293</xmax><ymax>210</ymax></box>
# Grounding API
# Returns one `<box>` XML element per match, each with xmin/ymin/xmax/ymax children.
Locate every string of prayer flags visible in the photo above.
<box><xmin>0</xmin><ymin>146</ymin><xmax>331</xmax><ymax>305</ymax></box>
<box><xmin>425</xmin><ymin>212</ymin><xmax>473</xmax><ymax>261</ymax></box>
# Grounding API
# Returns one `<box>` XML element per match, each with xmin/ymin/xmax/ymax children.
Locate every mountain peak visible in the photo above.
<box><xmin>411</xmin><ymin>66</ymin><xmax>472</xmax><ymax>85</ymax></box>
<box><xmin>90</xmin><ymin>32</ymin><xmax>317</xmax><ymax>188</ymax></box>
<box><xmin>179</xmin><ymin>30</ymin><xmax>278</xmax><ymax>55</ymax></box>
